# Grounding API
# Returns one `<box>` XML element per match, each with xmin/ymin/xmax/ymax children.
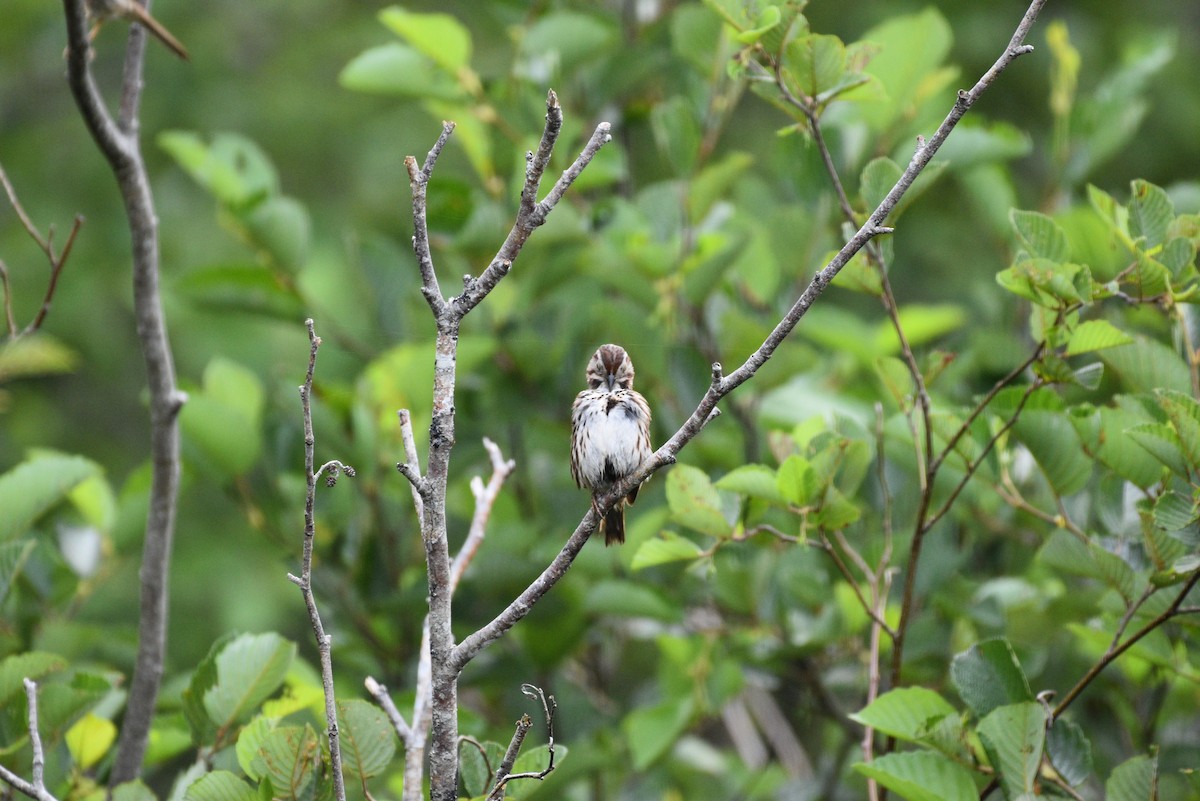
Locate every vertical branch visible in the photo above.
<box><xmin>0</xmin><ymin>680</ymin><xmax>61</xmax><ymax>801</ymax></box>
<box><xmin>287</xmin><ymin>320</ymin><xmax>350</xmax><ymax>801</ymax></box>
<box><xmin>62</xmin><ymin>0</ymin><xmax>186</xmax><ymax>783</ymax></box>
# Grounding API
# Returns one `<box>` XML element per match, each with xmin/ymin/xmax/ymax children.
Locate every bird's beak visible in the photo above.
<box><xmin>605</xmin><ymin>373</ymin><xmax>617</xmax><ymax>391</ymax></box>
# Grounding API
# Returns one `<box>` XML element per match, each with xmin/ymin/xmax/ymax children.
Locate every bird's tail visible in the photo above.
<box><xmin>604</xmin><ymin>504</ymin><xmax>625</xmax><ymax>546</ymax></box>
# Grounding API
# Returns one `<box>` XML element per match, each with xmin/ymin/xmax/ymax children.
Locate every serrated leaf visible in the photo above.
<box><xmin>184</xmin><ymin>772</ymin><xmax>257</xmax><ymax>801</ymax></box>
<box><xmin>254</xmin><ymin>725</ymin><xmax>319</xmax><ymax>801</ymax></box>
<box><xmin>1155</xmin><ymin>389</ymin><xmax>1200</xmax><ymax>468</ymax></box>
<box><xmin>1100</xmin><ymin>338</ymin><xmax>1192</xmax><ymax>394</ymax></box>
<box><xmin>0</xmin><ymin>653</ymin><xmax>67</xmax><ymax>706</ymax></box>
<box><xmin>853</xmin><ymin>751</ymin><xmax>978</xmax><ymax>801</ymax></box>
<box><xmin>632</xmin><ymin>532</ymin><xmax>704</xmax><ymax>570</ymax></box>
<box><xmin>1011</xmin><ymin>209</ymin><xmax>1069</xmax><ymax>261</ymax></box>
<box><xmin>1037</xmin><ymin>530</ymin><xmax>1137</xmax><ymax>601</ymax></box>
<box><xmin>1066</xmin><ymin>320</ymin><xmax>1134</xmax><ymax>355</ymax></box>
<box><xmin>666</xmin><ymin>464</ymin><xmax>730</xmax><ymax>537</ymax></box>
<box><xmin>977</xmin><ymin>702</ymin><xmax>1046</xmax><ymax>799</ymax></box>
<box><xmin>112</xmin><ymin>780</ymin><xmax>157</xmax><ymax>801</ymax></box>
<box><xmin>849</xmin><ymin>687</ymin><xmax>958</xmax><ymax>742</ymax></box>
<box><xmin>1012</xmin><ymin>410</ymin><xmax>1092</xmax><ymax>495</ymax></box>
<box><xmin>0</xmin><ymin>454</ymin><xmax>102</xmax><ymax>541</ymax></box>
<box><xmin>785</xmin><ymin>33</ymin><xmax>847</xmax><ymax>97</ymax></box>
<box><xmin>203</xmin><ymin>633</ymin><xmax>296</xmax><ymax>730</ymax></box>
<box><xmin>1046</xmin><ymin>718</ymin><xmax>1092</xmax><ymax>787</ymax></box>
<box><xmin>1128</xmin><ymin>179</ymin><xmax>1173</xmax><ymax>249</ymax></box>
<box><xmin>950</xmin><ymin>638</ymin><xmax>1033</xmax><ymax>718</ymax></box>
<box><xmin>876</xmin><ymin>356</ymin><xmax>915</xmax><ymax>407</ymax></box>
<box><xmin>861</xmin><ymin>157</ymin><xmax>902</xmax><ymax>213</ymax></box>
<box><xmin>777</xmin><ymin>454</ymin><xmax>819</xmax><ymax>506</ymax></box>
<box><xmin>1105</xmin><ymin>754</ymin><xmax>1157</xmax><ymax>801</ymax></box>
<box><xmin>1093</xmin><ymin>403</ymin><xmax>1164</xmax><ymax>489</ymax></box>
<box><xmin>237</xmin><ymin>717</ymin><xmax>277</xmax><ymax>781</ymax></box>
<box><xmin>338</xmin><ymin>699</ymin><xmax>396</xmax><ymax>779</ymax></box>
<box><xmin>1127</xmin><ymin>422</ymin><xmax>1190</xmax><ymax>479</ymax></box>
<box><xmin>733</xmin><ymin>4</ymin><xmax>781</xmax><ymax>44</ymax></box>
<box><xmin>65</xmin><ymin>712</ymin><xmax>117</xmax><ymax>769</ymax></box>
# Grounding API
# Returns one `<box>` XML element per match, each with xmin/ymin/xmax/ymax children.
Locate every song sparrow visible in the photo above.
<box><xmin>85</xmin><ymin>0</ymin><xmax>189</xmax><ymax>60</ymax></box>
<box><xmin>570</xmin><ymin>344</ymin><xmax>652</xmax><ymax>545</ymax></box>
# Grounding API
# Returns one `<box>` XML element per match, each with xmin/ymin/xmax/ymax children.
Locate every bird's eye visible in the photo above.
<box><xmin>589</xmin><ymin>378</ymin><xmax>602</xmax><ymax>389</ymax></box>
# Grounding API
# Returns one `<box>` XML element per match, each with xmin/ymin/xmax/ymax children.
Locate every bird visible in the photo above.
<box><xmin>570</xmin><ymin>344</ymin><xmax>653</xmax><ymax>545</ymax></box>
<box><xmin>85</xmin><ymin>0</ymin><xmax>189</xmax><ymax>60</ymax></box>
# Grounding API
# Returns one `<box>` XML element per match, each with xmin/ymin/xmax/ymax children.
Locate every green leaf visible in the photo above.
<box><xmin>950</xmin><ymin>638</ymin><xmax>1033</xmax><ymax>718</ymax></box>
<box><xmin>621</xmin><ymin>697</ymin><xmax>695</xmax><ymax>771</ymax></box>
<box><xmin>1011</xmin><ymin>209</ymin><xmax>1069</xmax><ymax>261</ymax></box>
<box><xmin>666</xmin><ymin>464</ymin><xmax>730</xmax><ymax>537</ymax></box>
<box><xmin>0</xmin><ymin>334</ymin><xmax>77</xmax><ymax>382</ymax></box>
<box><xmin>0</xmin><ymin>453</ymin><xmax>101</xmax><ymax>541</ymax></box>
<box><xmin>338</xmin><ymin>43</ymin><xmax>464</xmax><ymax>100</ymax></box>
<box><xmin>0</xmin><ymin>539</ymin><xmax>36</xmax><ymax>604</ymax></box>
<box><xmin>1154</xmin><ymin>389</ymin><xmax>1200</xmax><ymax>468</ymax></box>
<box><xmin>777</xmin><ymin>454</ymin><xmax>819</xmax><ymax>506</ymax></box>
<box><xmin>583</xmin><ymin>580</ymin><xmax>681</xmax><ymax>622</ymax></box>
<box><xmin>253</xmin><ymin>726</ymin><xmax>319</xmax><ymax>801</ymax></box>
<box><xmin>857</xmin><ymin>8</ymin><xmax>953</xmax><ymax>133</ymax></box>
<box><xmin>184</xmin><ymin>771</ymin><xmax>258</xmax><ymax>801</ymax></box>
<box><xmin>235</xmin><ymin>195</ymin><xmax>311</xmax><ymax>272</ymax></box>
<box><xmin>237</xmin><ymin>716</ymin><xmax>277</xmax><ymax>781</ymax></box>
<box><xmin>378</xmin><ymin>7</ymin><xmax>471</xmax><ymax>72</ymax></box>
<box><xmin>1105</xmin><ymin>754</ymin><xmax>1157</xmax><ymax>801</ymax></box>
<box><xmin>1011</xmin><ymin>410</ymin><xmax>1092</xmax><ymax>495</ymax></box>
<box><xmin>715</xmin><ymin>464</ymin><xmax>786</xmax><ymax>504</ymax></box>
<box><xmin>338</xmin><ymin>699</ymin><xmax>396</xmax><ymax>779</ymax></box>
<box><xmin>1127</xmin><ymin>179</ymin><xmax>1173</xmax><ymax>249</ymax></box>
<box><xmin>112</xmin><ymin>780</ymin><xmax>157</xmax><ymax>801</ymax></box>
<box><xmin>732</xmin><ymin>4</ymin><xmax>781</xmax><ymax>44</ymax></box>
<box><xmin>1100</xmin><ymin>337</ymin><xmax>1193</xmax><ymax>394</ymax></box>
<box><xmin>1066</xmin><ymin>320</ymin><xmax>1134</xmax><ymax>355</ymax></box>
<box><xmin>180</xmin><ymin>395</ymin><xmax>261</xmax><ymax>478</ymax></box>
<box><xmin>852</xmin><ymin>751</ymin><xmax>978</xmax><ymax>801</ymax></box>
<box><xmin>1046</xmin><ymin>718</ymin><xmax>1093</xmax><ymax>787</ymax></box>
<box><xmin>1127</xmin><ymin>422</ymin><xmax>1190</xmax><ymax>479</ymax></box>
<box><xmin>175</xmin><ymin>264</ymin><xmax>305</xmax><ymax>320</ymax></box>
<box><xmin>876</xmin><ymin>304</ymin><xmax>965</xmax><ymax>351</ymax></box>
<box><xmin>688</xmin><ymin>151</ymin><xmax>754</xmax><ymax>222</ymax></box>
<box><xmin>65</xmin><ymin>712</ymin><xmax>117</xmax><ymax>769</ymax></box>
<box><xmin>876</xmin><ymin>356</ymin><xmax>916</xmax><ymax>406</ymax></box>
<box><xmin>632</xmin><ymin>532</ymin><xmax>704</xmax><ymax>570</ymax></box>
<box><xmin>1038</xmin><ymin>529</ymin><xmax>1137</xmax><ymax>601</ymax></box>
<box><xmin>785</xmin><ymin>33</ymin><xmax>847</xmax><ymax>98</ymax></box>
<box><xmin>651</xmin><ymin>95</ymin><xmax>701</xmax><ymax>176</ymax></box>
<box><xmin>861</xmin><ymin>157</ymin><xmax>902</xmax><ymax>212</ymax></box>
<box><xmin>849</xmin><ymin>687</ymin><xmax>958</xmax><ymax>743</ymax></box>
<box><xmin>203</xmin><ymin>633</ymin><xmax>297</xmax><ymax>729</ymax></box>
<box><xmin>976</xmin><ymin>702</ymin><xmax>1046</xmax><ymax>799</ymax></box>
<box><xmin>511</xmin><ymin>743</ymin><xmax>565</xmax><ymax>778</ymax></box>
<box><xmin>158</xmin><ymin>131</ymin><xmax>277</xmax><ymax>209</ymax></box>
<box><xmin>0</xmin><ymin>653</ymin><xmax>66</xmax><ymax>708</ymax></box>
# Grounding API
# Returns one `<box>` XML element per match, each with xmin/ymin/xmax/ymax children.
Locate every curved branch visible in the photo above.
<box><xmin>63</xmin><ymin>0</ymin><xmax>185</xmax><ymax>783</ymax></box>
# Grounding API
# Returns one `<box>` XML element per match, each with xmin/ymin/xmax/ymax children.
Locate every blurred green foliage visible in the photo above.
<box><xmin>2</xmin><ymin>1</ymin><xmax>1200</xmax><ymax>800</ymax></box>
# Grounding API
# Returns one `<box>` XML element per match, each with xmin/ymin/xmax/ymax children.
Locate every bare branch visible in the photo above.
<box><xmin>0</xmin><ymin>163</ymin><xmax>85</xmax><ymax>337</ymax></box>
<box><xmin>1054</xmin><ymin>572</ymin><xmax>1200</xmax><ymax>718</ymax></box>
<box><xmin>398</xmin><ymin>409</ymin><xmax>426</xmax><ymax>523</ymax></box>
<box><xmin>407</xmin><ymin>122</ymin><xmax>456</xmax><ymax>316</ymax></box>
<box><xmin>364</xmin><ymin>676</ymin><xmax>412</xmax><ymax>743</ymax></box>
<box><xmin>63</xmin><ymin>0</ymin><xmax>187</xmax><ymax>782</ymax></box>
<box><xmin>487</xmin><ymin>684</ymin><xmax>557</xmax><ymax>799</ymax></box>
<box><xmin>450</xmin><ymin>437</ymin><xmax>516</xmax><ymax>593</ymax></box>
<box><xmin>294</xmin><ymin>319</ymin><xmax>349</xmax><ymax>801</ymax></box>
<box><xmin>451</xmin><ymin>93</ymin><xmax>611</xmax><ymax>317</ymax></box>
<box><xmin>0</xmin><ymin>680</ymin><xmax>60</xmax><ymax>801</ymax></box>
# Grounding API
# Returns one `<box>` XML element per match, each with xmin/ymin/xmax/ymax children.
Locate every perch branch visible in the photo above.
<box><xmin>290</xmin><ymin>319</ymin><xmax>349</xmax><ymax>801</ymax></box>
<box><xmin>487</xmin><ymin>684</ymin><xmax>557</xmax><ymax>800</ymax></box>
<box><xmin>453</xmin><ymin>0</ymin><xmax>1046</xmax><ymax>672</ymax></box>
<box><xmin>63</xmin><ymin>0</ymin><xmax>186</xmax><ymax>782</ymax></box>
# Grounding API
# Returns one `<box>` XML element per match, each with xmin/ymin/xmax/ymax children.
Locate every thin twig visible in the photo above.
<box><xmin>289</xmin><ymin>319</ymin><xmax>349</xmax><ymax>801</ymax></box>
<box><xmin>363</xmin><ymin>677</ymin><xmax>412</xmax><ymax>742</ymax></box>
<box><xmin>488</xmin><ymin>684</ymin><xmax>557</xmax><ymax>800</ymax></box>
<box><xmin>1053</xmin><ymin>572</ymin><xmax>1200</xmax><ymax>718</ymax></box>
<box><xmin>0</xmin><ymin>679</ymin><xmax>61</xmax><ymax>801</ymax></box>
<box><xmin>450</xmin><ymin>437</ymin><xmax>516</xmax><ymax>593</ymax></box>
